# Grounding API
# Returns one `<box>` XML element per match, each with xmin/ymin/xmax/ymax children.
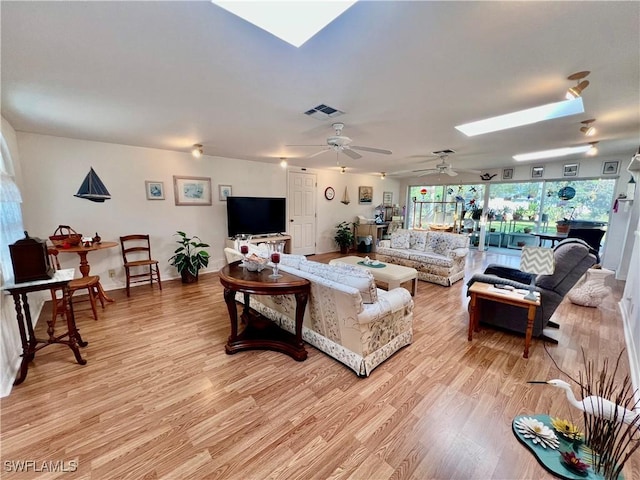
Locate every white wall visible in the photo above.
<box><xmin>16</xmin><ymin>133</ymin><xmax>400</xmax><ymax>290</ymax></box>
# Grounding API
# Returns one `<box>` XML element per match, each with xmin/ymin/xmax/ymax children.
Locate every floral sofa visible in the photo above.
<box><xmin>376</xmin><ymin>229</ymin><xmax>470</xmax><ymax>286</ymax></box>
<box><xmin>223</xmin><ymin>247</ymin><xmax>414</xmax><ymax>376</ymax></box>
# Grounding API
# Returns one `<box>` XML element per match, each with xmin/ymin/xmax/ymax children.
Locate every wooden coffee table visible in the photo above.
<box><xmin>219</xmin><ymin>261</ymin><xmax>311</xmax><ymax>361</ymax></box>
<box><xmin>467</xmin><ymin>281</ymin><xmax>540</xmax><ymax>358</ymax></box>
<box><xmin>329</xmin><ymin>256</ymin><xmax>418</xmax><ymax>296</ymax></box>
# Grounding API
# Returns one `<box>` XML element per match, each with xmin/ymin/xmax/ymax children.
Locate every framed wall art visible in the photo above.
<box><xmin>383</xmin><ymin>191</ymin><xmax>393</xmax><ymax>206</ymax></box>
<box><xmin>359</xmin><ymin>186</ymin><xmax>373</xmax><ymax>204</ymax></box>
<box><xmin>563</xmin><ymin>163</ymin><xmax>579</xmax><ymax>177</ymax></box>
<box><xmin>219</xmin><ymin>184</ymin><xmax>232</xmax><ymax>201</ymax></box>
<box><xmin>531</xmin><ymin>166</ymin><xmax>544</xmax><ymax>179</ymax></box>
<box><xmin>145</xmin><ymin>181</ymin><xmax>165</xmax><ymax>200</ymax></box>
<box><xmin>173</xmin><ymin>176</ymin><xmax>212</xmax><ymax>206</ymax></box>
<box><xmin>502</xmin><ymin>168</ymin><xmax>513</xmax><ymax>180</ymax></box>
<box><xmin>602</xmin><ymin>161</ymin><xmax>619</xmax><ymax>175</ymax></box>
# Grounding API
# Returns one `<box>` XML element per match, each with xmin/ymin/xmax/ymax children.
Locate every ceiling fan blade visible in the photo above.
<box><xmin>418</xmin><ymin>170</ymin><xmax>439</xmax><ymax>177</ymax></box>
<box><xmin>351</xmin><ymin>145</ymin><xmax>392</xmax><ymax>155</ymax></box>
<box><xmin>446</xmin><ymin>169</ymin><xmax>458</xmax><ymax>176</ymax></box>
<box><xmin>306</xmin><ymin>148</ymin><xmax>331</xmax><ymax>159</ymax></box>
<box><xmin>456</xmin><ymin>168</ymin><xmax>482</xmax><ymax>174</ymax></box>
<box><xmin>342</xmin><ymin>148</ymin><xmax>362</xmax><ymax>160</ymax></box>
<box><xmin>285</xmin><ymin>144</ymin><xmax>327</xmax><ymax>148</ymax></box>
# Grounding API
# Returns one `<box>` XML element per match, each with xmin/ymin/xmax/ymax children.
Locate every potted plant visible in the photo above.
<box><xmin>168</xmin><ymin>231</ymin><xmax>210</xmax><ymax>283</ymax></box>
<box><xmin>334</xmin><ymin>221</ymin><xmax>355</xmax><ymax>254</ymax></box>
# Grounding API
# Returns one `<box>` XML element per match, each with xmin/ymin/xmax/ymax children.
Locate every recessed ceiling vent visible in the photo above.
<box><xmin>432</xmin><ymin>149</ymin><xmax>456</xmax><ymax>156</ymax></box>
<box><xmin>304</xmin><ymin>104</ymin><xmax>344</xmax><ymax>120</ymax></box>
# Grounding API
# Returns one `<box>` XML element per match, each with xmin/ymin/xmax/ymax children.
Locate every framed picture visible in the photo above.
<box><xmin>602</xmin><ymin>161</ymin><xmax>619</xmax><ymax>175</ymax></box>
<box><xmin>219</xmin><ymin>184</ymin><xmax>232</xmax><ymax>201</ymax></box>
<box><xmin>531</xmin><ymin>166</ymin><xmax>544</xmax><ymax>178</ymax></box>
<box><xmin>359</xmin><ymin>186</ymin><xmax>373</xmax><ymax>204</ymax></box>
<box><xmin>563</xmin><ymin>163</ymin><xmax>579</xmax><ymax>177</ymax></box>
<box><xmin>173</xmin><ymin>176</ymin><xmax>212</xmax><ymax>206</ymax></box>
<box><xmin>145</xmin><ymin>181</ymin><xmax>165</xmax><ymax>200</ymax></box>
<box><xmin>383</xmin><ymin>191</ymin><xmax>393</xmax><ymax>206</ymax></box>
<box><xmin>502</xmin><ymin>168</ymin><xmax>513</xmax><ymax>180</ymax></box>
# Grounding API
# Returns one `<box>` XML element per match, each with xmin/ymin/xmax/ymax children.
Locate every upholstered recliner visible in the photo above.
<box><xmin>466</xmin><ymin>238</ymin><xmax>598</xmax><ymax>340</ymax></box>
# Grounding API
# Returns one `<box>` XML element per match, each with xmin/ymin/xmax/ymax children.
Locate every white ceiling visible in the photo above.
<box><xmin>2</xmin><ymin>1</ymin><xmax>639</xmax><ymax>176</ymax></box>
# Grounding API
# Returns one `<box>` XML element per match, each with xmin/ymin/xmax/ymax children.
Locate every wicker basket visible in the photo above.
<box><xmin>49</xmin><ymin>225</ymin><xmax>82</xmax><ymax>247</ymax></box>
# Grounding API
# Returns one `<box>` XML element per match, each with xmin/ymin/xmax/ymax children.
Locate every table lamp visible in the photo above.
<box><xmin>520</xmin><ymin>246</ymin><xmax>555</xmax><ymax>301</ymax></box>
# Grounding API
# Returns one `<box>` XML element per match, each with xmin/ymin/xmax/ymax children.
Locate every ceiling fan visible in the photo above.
<box><xmin>412</xmin><ymin>149</ymin><xmax>481</xmax><ymax>177</ymax></box>
<box><xmin>286</xmin><ymin>123</ymin><xmax>392</xmax><ymax>160</ymax></box>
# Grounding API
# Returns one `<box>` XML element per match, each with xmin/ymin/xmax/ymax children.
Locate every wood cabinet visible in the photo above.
<box><xmin>225</xmin><ymin>235</ymin><xmax>292</xmax><ymax>254</ymax></box>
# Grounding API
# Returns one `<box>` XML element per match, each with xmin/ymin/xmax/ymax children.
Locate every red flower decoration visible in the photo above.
<box><xmin>560</xmin><ymin>451</ymin><xmax>589</xmax><ymax>475</ymax></box>
<box><xmin>420</xmin><ymin>188</ymin><xmax>427</xmax><ymax>195</ymax></box>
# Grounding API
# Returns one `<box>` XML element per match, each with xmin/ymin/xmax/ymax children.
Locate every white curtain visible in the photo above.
<box><xmin>0</xmin><ymin>132</ymin><xmax>24</xmax><ymax>283</ymax></box>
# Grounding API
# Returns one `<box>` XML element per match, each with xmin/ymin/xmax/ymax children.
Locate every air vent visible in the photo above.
<box><xmin>304</xmin><ymin>104</ymin><xmax>344</xmax><ymax>120</ymax></box>
<box><xmin>432</xmin><ymin>149</ymin><xmax>456</xmax><ymax>155</ymax></box>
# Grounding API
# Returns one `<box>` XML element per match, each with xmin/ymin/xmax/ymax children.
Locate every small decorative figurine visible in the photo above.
<box><xmin>93</xmin><ymin>232</ymin><xmax>102</xmax><ymax>244</ymax></box>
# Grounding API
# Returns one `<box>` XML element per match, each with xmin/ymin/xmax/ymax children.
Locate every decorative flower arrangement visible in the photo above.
<box><xmin>560</xmin><ymin>451</ymin><xmax>590</xmax><ymax>475</ymax></box>
<box><xmin>550</xmin><ymin>417</ymin><xmax>583</xmax><ymax>442</ymax></box>
<box><xmin>514</xmin><ymin>417</ymin><xmax>560</xmax><ymax>449</ymax></box>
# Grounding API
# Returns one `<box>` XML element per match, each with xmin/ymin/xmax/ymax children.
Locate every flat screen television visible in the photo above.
<box><xmin>226</xmin><ymin>196</ymin><xmax>287</xmax><ymax>238</ymax></box>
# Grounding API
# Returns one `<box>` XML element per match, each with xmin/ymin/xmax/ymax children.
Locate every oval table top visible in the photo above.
<box><xmin>56</xmin><ymin>241</ymin><xmax>118</xmax><ymax>253</ymax></box>
<box><xmin>219</xmin><ymin>261</ymin><xmax>309</xmax><ymax>295</ymax></box>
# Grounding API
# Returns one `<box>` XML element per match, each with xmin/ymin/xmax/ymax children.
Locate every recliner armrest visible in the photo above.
<box><xmin>466</xmin><ymin>273</ymin><xmax>533</xmax><ymax>295</ymax></box>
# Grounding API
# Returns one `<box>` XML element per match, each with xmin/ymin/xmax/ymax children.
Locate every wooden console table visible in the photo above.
<box><xmin>219</xmin><ymin>261</ymin><xmax>310</xmax><ymax>360</ymax></box>
<box><xmin>2</xmin><ymin>269</ymin><xmax>88</xmax><ymax>385</ymax></box>
<box><xmin>468</xmin><ymin>281</ymin><xmax>540</xmax><ymax>358</ymax></box>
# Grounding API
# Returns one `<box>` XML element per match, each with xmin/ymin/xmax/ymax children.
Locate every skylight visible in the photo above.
<box><xmin>455</xmin><ymin>97</ymin><xmax>584</xmax><ymax>136</ymax></box>
<box><xmin>212</xmin><ymin>1</ymin><xmax>358</xmax><ymax>48</ymax></box>
<box><xmin>513</xmin><ymin>144</ymin><xmax>593</xmax><ymax>161</ymax></box>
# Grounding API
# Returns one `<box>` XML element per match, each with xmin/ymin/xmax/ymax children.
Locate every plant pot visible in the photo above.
<box><xmin>181</xmin><ymin>270</ymin><xmax>199</xmax><ymax>284</ymax></box>
<box><xmin>556</xmin><ymin>223</ymin><xmax>570</xmax><ymax>234</ymax></box>
<box><xmin>339</xmin><ymin>245</ymin><xmax>349</xmax><ymax>254</ymax></box>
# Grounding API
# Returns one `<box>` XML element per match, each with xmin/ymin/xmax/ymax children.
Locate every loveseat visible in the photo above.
<box><xmin>223</xmin><ymin>247</ymin><xmax>414</xmax><ymax>376</ymax></box>
<box><xmin>375</xmin><ymin>229</ymin><xmax>470</xmax><ymax>286</ymax></box>
<box><xmin>465</xmin><ymin>238</ymin><xmax>598</xmax><ymax>340</ymax></box>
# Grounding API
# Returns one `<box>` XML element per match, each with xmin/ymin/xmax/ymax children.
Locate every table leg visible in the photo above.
<box><xmin>223</xmin><ymin>287</ymin><xmax>239</xmax><ymax>349</ymax></box>
<box><xmin>77</xmin><ymin>251</ymin><xmax>90</xmax><ymax>277</ymax></box>
<box><xmin>63</xmin><ymin>286</ymin><xmax>87</xmax><ymax>365</ymax></box>
<box><xmin>523</xmin><ymin>304</ymin><xmax>536</xmax><ymax>359</ymax></box>
<box><xmin>468</xmin><ymin>293</ymin><xmax>477</xmax><ymax>341</ymax></box>
<box><xmin>12</xmin><ymin>294</ymin><xmax>31</xmax><ymax>385</ymax></box>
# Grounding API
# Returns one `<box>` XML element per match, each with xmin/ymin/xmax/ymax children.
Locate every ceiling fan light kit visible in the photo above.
<box><xmin>580</xmin><ymin>119</ymin><xmax>597</xmax><ymax>136</ymax></box>
<box><xmin>566</xmin><ymin>71</ymin><xmax>591</xmax><ymax>100</ymax></box>
<box><xmin>191</xmin><ymin>144</ymin><xmax>203</xmax><ymax>158</ymax></box>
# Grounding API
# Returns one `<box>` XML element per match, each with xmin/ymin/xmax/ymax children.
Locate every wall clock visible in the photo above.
<box><xmin>324</xmin><ymin>187</ymin><xmax>335</xmax><ymax>200</ymax></box>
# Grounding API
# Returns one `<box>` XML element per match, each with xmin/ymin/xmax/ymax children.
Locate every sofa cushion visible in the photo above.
<box><xmin>390</xmin><ymin>230</ymin><xmax>410</xmax><ymax>249</ymax></box>
<box><xmin>299</xmin><ymin>261</ymin><xmax>378</xmax><ymax>304</ymax></box>
<box><xmin>409</xmin><ymin>230</ymin><xmax>428</xmax><ymax>251</ymax></box>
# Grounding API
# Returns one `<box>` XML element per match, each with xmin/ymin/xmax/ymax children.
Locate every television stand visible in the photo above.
<box><xmin>226</xmin><ymin>234</ymin><xmax>292</xmax><ymax>254</ymax></box>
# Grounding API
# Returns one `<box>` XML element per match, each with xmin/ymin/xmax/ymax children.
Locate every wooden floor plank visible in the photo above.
<box><xmin>1</xmin><ymin>248</ymin><xmax>638</xmax><ymax>479</ymax></box>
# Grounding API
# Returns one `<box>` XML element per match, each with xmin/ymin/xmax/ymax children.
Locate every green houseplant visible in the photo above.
<box><xmin>334</xmin><ymin>221</ymin><xmax>355</xmax><ymax>254</ymax></box>
<box><xmin>168</xmin><ymin>231</ymin><xmax>210</xmax><ymax>283</ymax></box>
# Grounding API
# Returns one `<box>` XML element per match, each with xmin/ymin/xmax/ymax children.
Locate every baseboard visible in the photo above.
<box><xmin>620</xmin><ymin>299</ymin><xmax>640</xmax><ymax>405</ymax></box>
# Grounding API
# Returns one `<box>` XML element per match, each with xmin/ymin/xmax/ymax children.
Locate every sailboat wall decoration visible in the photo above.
<box><xmin>74</xmin><ymin>167</ymin><xmax>111</xmax><ymax>202</ymax></box>
<box><xmin>341</xmin><ymin>187</ymin><xmax>350</xmax><ymax>205</ymax></box>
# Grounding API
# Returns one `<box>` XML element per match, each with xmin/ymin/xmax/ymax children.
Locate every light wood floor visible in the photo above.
<box><xmin>2</xmin><ymin>249</ymin><xmax>638</xmax><ymax>479</ymax></box>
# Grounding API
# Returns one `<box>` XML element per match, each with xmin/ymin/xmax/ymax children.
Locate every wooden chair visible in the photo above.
<box><xmin>119</xmin><ymin>234</ymin><xmax>162</xmax><ymax>296</ymax></box>
<box><xmin>48</xmin><ymin>247</ymin><xmax>102</xmax><ymax>323</ymax></box>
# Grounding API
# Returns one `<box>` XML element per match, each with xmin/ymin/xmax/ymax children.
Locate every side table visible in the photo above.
<box><xmin>2</xmin><ymin>269</ymin><xmax>88</xmax><ymax>385</ymax></box>
<box><xmin>468</xmin><ymin>281</ymin><xmax>540</xmax><ymax>358</ymax></box>
<box><xmin>219</xmin><ymin>261</ymin><xmax>310</xmax><ymax>361</ymax></box>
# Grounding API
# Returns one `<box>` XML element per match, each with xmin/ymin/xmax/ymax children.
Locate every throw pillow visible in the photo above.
<box><xmin>410</xmin><ymin>231</ymin><xmax>428</xmax><ymax>251</ymax></box>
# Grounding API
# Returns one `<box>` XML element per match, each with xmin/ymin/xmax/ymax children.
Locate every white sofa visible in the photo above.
<box><xmin>376</xmin><ymin>229</ymin><xmax>469</xmax><ymax>286</ymax></box>
<box><xmin>223</xmin><ymin>246</ymin><xmax>414</xmax><ymax>376</ymax></box>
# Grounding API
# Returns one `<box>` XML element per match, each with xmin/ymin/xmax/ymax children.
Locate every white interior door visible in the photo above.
<box><xmin>288</xmin><ymin>171</ymin><xmax>316</xmax><ymax>255</ymax></box>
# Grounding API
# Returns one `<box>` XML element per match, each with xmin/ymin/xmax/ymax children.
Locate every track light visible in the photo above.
<box><xmin>587</xmin><ymin>141</ymin><xmax>599</xmax><ymax>156</ymax></box>
<box><xmin>580</xmin><ymin>119</ymin><xmax>596</xmax><ymax>136</ymax></box>
<box><xmin>565</xmin><ymin>71</ymin><xmax>590</xmax><ymax>100</ymax></box>
<box><xmin>380</xmin><ymin>172</ymin><xmax>386</xmax><ymax>180</ymax></box>
<box><xmin>279</xmin><ymin>157</ymin><xmax>287</xmax><ymax>168</ymax></box>
<box><xmin>191</xmin><ymin>144</ymin><xmax>203</xmax><ymax>158</ymax></box>
<box><xmin>340</xmin><ymin>166</ymin><xmax>346</xmax><ymax>174</ymax></box>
